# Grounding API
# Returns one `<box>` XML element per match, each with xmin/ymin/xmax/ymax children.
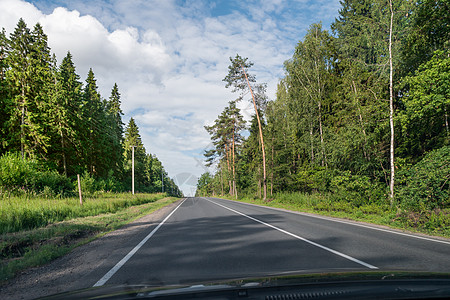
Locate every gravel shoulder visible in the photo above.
<box><xmin>0</xmin><ymin>199</ymin><xmax>181</xmax><ymax>300</ymax></box>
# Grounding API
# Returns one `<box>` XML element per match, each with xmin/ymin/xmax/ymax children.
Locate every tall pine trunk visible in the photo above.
<box><xmin>241</xmin><ymin>66</ymin><xmax>267</xmax><ymax>200</ymax></box>
<box><xmin>232</xmin><ymin>128</ymin><xmax>237</xmax><ymax>198</ymax></box>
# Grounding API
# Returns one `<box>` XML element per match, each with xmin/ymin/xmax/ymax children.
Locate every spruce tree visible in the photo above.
<box><xmin>123</xmin><ymin>118</ymin><xmax>146</xmax><ymax>191</ymax></box>
<box><xmin>106</xmin><ymin>83</ymin><xmax>124</xmax><ymax>179</ymax></box>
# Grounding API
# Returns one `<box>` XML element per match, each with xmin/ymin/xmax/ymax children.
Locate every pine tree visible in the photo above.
<box><xmin>205</xmin><ymin>100</ymin><xmax>245</xmax><ymax>197</ymax></box>
<box><xmin>223</xmin><ymin>54</ymin><xmax>268</xmax><ymax>200</ymax></box>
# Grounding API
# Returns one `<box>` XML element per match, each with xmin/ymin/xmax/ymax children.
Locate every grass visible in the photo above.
<box><xmin>0</xmin><ymin>192</ymin><xmax>167</xmax><ymax>234</ymax></box>
<box><xmin>0</xmin><ymin>194</ymin><xmax>179</xmax><ymax>283</ymax></box>
<box><xmin>220</xmin><ymin>192</ymin><xmax>450</xmax><ymax>238</ymax></box>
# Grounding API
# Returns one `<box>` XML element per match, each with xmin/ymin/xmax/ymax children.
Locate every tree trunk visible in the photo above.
<box><xmin>21</xmin><ymin>83</ymin><xmax>25</xmax><ymax>159</ymax></box>
<box><xmin>444</xmin><ymin>106</ymin><xmax>449</xmax><ymax>137</ymax></box>
<box><xmin>232</xmin><ymin>127</ymin><xmax>237</xmax><ymax>199</ymax></box>
<box><xmin>221</xmin><ymin>167</ymin><xmax>224</xmax><ymax>196</ymax></box>
<box><xmin>352</xmin><ymin>80</ymin><xmax>368</xmax><ymax>159</ymax></box>
<box><xmin>318</xmin><ymin>101</ymin><xmax>327</xmax><ymax>167</ymax></box>
<box><xmin>388</xmin><ymin>0</ymin><xmax>395</xmax><ymax>205</ymax></box>
<box><xmin>241</xmin><ymin>66</ymin><xmax>267</xmax><ymax>200</ymax></box>
<box><xmin>271</xmin><ymin>136</ymin><xmax>274</xmax><ymax>196</ymax></box>
<box><xmin>59</xmin><ymin>122</ymin><xmax>67</xmax><ymax>176</ymax></box>
<box><xmin>310</xmin><ymin>120</ymin><xmax>314</xmax><ymax>164</ymax></box>
<box><xmin>225</xmin><ymin>143</ymin><xmax>232</xmax><ymax>195</ymax></box>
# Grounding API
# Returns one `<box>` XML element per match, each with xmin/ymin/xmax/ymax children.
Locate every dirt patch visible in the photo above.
<box><xmin>0</xmin><ymin>199</ymin><xmax>181</xmax><ymax>300</ymax></box>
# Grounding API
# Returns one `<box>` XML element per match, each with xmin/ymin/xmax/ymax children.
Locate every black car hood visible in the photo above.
<box><xmin>40</xmin><ymin>270</ymin><xmax>450</xmax><ymax>300</ymax></box>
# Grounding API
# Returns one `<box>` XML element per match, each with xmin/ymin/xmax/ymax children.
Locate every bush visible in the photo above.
<box><xmin>0</xmin><ymin>153</ymin><xmax>73</xmax><ymax>197</ymax></box>
<box><xmin>0</xmin><ymin>153</ymin><xmax>39</xmax><ymax>194</ymax></box>
<box><xmin>397</xmin><ymin>146</ymin><xmax>450</xmax><ymax>210</ymax></box>
<box><xmin>329</xmin><ymin>170</ymin><xmax>386</xmax><ymax>206</ymax></box>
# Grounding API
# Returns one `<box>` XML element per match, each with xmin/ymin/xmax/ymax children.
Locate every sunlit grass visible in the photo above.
<box><xmin>0</xmin><ymin>192</ymin><xmax>166</xmax><ymax>234</ymax></box>
<box><xmin>0</xmin><ymin>195</ymin><xmax>178</xmax><ymax>282</ymax></box>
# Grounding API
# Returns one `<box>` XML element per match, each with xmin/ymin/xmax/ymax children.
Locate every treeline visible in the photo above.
<box><xmin>0</xmin><ymin>19</ymin><xmax>182</xmax><ymax>197</ymax></box>
<box><xmin>197</xmin><ymin>0</ymin><xmax>449</xmax><ymax>211</ymax></box>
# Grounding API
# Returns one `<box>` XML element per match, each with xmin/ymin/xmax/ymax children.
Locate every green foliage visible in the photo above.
<box><xmin>397</xmin><ymin>146</ymin><xmax>450</xmax><ymax>211</ymax></box>
<box><xmin>195</xmin><ymin>172</ymin><xmax>213</xmax><ymax>197</ymax></box>
<box><xmin>399</xmin><ymin>50</ymin><xmax>450</xmax><ymax>157</ymax></box>
<box><xmin>0</xmin><ymin>153</ymin><xmax>72</xmax><ymax>196</ymax></box>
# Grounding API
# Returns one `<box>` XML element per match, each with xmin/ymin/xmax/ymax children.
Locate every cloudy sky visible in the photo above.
<box><xmin>0</xmin><ymin>0</ymin><xmax>341</xmax><ymax>196</ymax></box>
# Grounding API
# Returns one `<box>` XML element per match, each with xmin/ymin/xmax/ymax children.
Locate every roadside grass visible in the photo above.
<box><xmin>218</xmin><ymin>192</ymin><xmax>450</xmax><ymax>238</ymax></box>
<box><xmin>0</xmin><ymin>195</ymin><xmax>179</xmax><ymax>283</ymax></box>
<box><xmin>0</xmin><ymin>192</ymin><xmax>166</xmax><ymax>234</ymax></box>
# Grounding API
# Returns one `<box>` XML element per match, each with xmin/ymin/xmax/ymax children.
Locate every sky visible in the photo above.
<box><xmin>0</xmin><ymin>0</ymin><xmax>341</xmax><ymax>196</ymax></box>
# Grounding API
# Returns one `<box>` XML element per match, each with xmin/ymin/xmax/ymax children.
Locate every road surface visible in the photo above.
<box><xmin>95</xmin><ymin>197</ymin><xmax>450</xmax><ymax>286</ymax></box>
<box><xmin>2</xmin><ymin>197</ymin><xmax>450</xmax><ymax>299</ymax></box>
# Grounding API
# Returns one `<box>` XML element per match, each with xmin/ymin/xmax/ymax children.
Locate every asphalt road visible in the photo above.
<box><xmin>93</xmin><ymin>197</ymin><xmax>450</xmax><ymax>286</ymax></box>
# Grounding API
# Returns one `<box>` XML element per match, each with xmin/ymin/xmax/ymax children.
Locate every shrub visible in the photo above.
<box><xmin>329</xmin><ymin>170</ymin><xmax>385</xmax><ymax>206</ymax></box>
<box><xmin>0</xmin><ymin>153</ymin><xmax>73</xmax><ymax>197</ymax></box>
<box><xmin>0</xmin><ymin>153</ymin><xmax>39</xmax><ymax>194</ymax></box>
<box><xmin>397</xmin><ymin>146</ymin><xmax>450</xmax><ymax>210</ymax></box>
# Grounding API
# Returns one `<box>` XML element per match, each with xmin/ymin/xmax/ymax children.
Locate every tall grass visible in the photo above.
<box><xmin>0</xmin><ymin>192</ymin><xmax>165</xmax><ymax>234</ymax></box>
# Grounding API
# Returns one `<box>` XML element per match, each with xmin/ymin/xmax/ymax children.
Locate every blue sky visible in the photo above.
<box><xmin>0</xmin><ymin>0</ymin><xmax>341</xmax><ymax>196</ymax></box>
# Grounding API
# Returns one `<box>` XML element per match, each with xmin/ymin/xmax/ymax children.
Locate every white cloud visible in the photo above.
<box><xmin>0</xmin><ymin>0</ymin><xmax>43</xmax><ymax>32</ymax></box>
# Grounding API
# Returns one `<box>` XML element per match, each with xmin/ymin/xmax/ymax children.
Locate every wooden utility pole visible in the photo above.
<box><xmin>131</xmin><ymin>146</ymin><xmax>135</xmax><ymax>195</ymax></box>
<box><xmin>77</xmin><ymin>174</ymin><xmax>83</xmax><ymax>205</ymax></box>
<box><xmin>241</xmin><ymin>65</ymin><xmax>267</xmax><ymax>201</ymax></box>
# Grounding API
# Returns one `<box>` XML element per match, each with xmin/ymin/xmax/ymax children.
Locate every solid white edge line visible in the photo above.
<box><xmin>204</xmin><ymin>198</ymin><xmax>378</xmax><ymax>270</ymax></box>
<box><xmin>213</xmin><ymin>197</ymin><xmax>450</xmax><ymax>246</ymax></box>
<box><xmin>93</xmin><ymin>198</ymin><xmax>187</xmax><ymax>287</ymax></box>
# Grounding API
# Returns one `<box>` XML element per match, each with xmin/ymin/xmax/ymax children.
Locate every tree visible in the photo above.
<box><xmin>400</xmin><ymin>50</ymin><xmax>450</xmax><ymax>156</ymax></box>
<box><xmin>196</xmin><ymin>172</ymin><xmax>213</xmax><ymax>196</ymax></box>
<box><xmin>6</xmin><ymin>19</ymin><xmax>43</xmax><ymax>158</ymax></box>
<box><xmin>401</xmin><ymin>0</ymin><xmax>450</xmax><ymax>75</ymax></box>
<box><xmin>285</xmin><ymin>23</ymin><xmax>333</xmax><ymax>168</ymax></box>
<box><xmin>50</xmin><ymin>52</ymin><xmax>83</xmax><ymax>175</ymax></box>
<box><xmin>0</xmin><ymin>28</ymin><xmax>10</xmax><ymax>153</ymax></box>
<box><xmin>223</xmin><ymin>54</ymin><xmax>268</xmax><ymax>200</ymax></box>
<box><xmin>123</xmin><ymin>118</ymin><xmax>146</xmax><ymax>191</ymax></box>
<box><xmin>205</xmin><ymin>100</ymin><xmax>245</xmax><ymax>197</ymax></box>
<box><xmin>81</xmin><ymin>68</ymin><xmax>112</xmax><ymax>176</ymax></box>
<box><xmin>106</xmin><ymin>83</ymin><xmax>124</xmax><ymax>179</ymax></box>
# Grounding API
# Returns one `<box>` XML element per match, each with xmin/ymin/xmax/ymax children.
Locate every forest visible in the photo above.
<box><xmin>196</xmin><ymin>0</ymin><xmax>449</xmax><ymax>218</ymax></box>
<box><xmin>0</xmin><ymin>18</ymin><xmax>182</xmax><ymax>197</ymax></box>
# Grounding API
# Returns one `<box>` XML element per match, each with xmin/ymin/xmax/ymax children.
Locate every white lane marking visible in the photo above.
<box><xmin>205</xmin><ymin>198</ymin><xmax>378</xmax><ymax>270</ymax></box>
<box><xmin>213</xmin><ymin>197</ymin><xmax>450</xmax><ymax>246</ymax></box>
<box><xmin>93</xmin><ymin>198</ymin><xmax>187</xmax><ymax>287</ymax></box>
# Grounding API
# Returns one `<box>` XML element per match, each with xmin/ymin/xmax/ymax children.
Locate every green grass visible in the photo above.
<box><xmin>221</xmin><ymin>192</ymin><xmax>450</xmax><ymax>238</ymax></box>
<box><xmin>0</xmin><ymin>194</ymin><xmax>179</xmax><ymax>282</ymax></box>
<box><xmin>0</xmin><ymin>192</ymin><xmax>167</xmax><ymax>234</ymax></box>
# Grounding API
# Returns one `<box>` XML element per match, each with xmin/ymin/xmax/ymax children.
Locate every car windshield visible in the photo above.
<box><xmin>0</xmin><ymin>0</ymin><xmax>449</xmax><ymax>299</ymax></box>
